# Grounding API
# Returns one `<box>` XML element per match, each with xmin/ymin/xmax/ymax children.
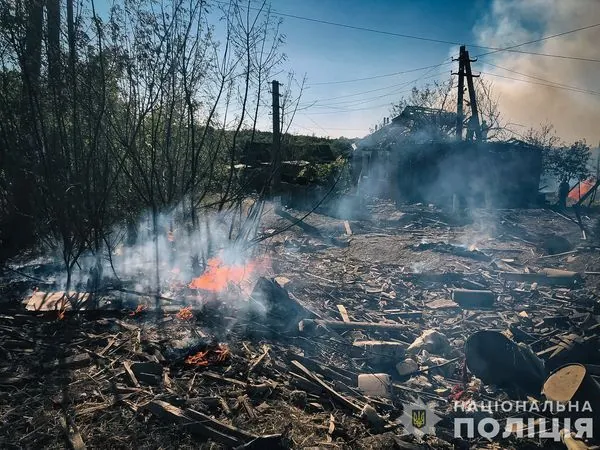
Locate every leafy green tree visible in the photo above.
<box><xmin>545</xmin><ymin>140</ymin><xmax>591</xmax><ymax>183</ymax></box>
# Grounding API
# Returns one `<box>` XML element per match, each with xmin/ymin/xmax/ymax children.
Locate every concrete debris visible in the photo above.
<box><xmin>352</xmin><ymin>340</ymin><xmax>405</xmax><ymax>365</ymax></box>
<box><xmin>407</xmin><ymin>329</ymin><xmax>451</xmax><ymax>357</ymax></box>
<box><xmin>357</xmin><ymin>373</ymin><xmax>392</xmax><ymax>398</ymax></box>
<box><xmin>395</xmin><ymin>358</ymin><xmax>419</xmax><ymax>376</ymax></box>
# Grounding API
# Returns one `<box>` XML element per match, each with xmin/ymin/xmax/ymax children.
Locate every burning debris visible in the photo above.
<box><xmin>1</xmin><ymin>202</ymin><xmax>600</xmax><ymax>449</ymax></box>
<box><xmin>176</xmin><ymin>305</ymin><xmax>194</xmax><ymax>321</ymax></box>
<box><xmin>188</xmin><ymin>255</ymin><xmax>265</xmax><ymax>294</ymax></box>
<box><xmin>185</xmin><ymin>343</ymin><xmax>230</xmax><ymax>367</ymax></box>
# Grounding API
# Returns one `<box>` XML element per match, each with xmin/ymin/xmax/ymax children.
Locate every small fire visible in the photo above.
<box><xmin>185</xmin><ymin>344</ymin><xmax>230</xmax><ymax>367</ymax></box>
<box><xmin>129</xmin><ymin>304</ymin><xmax>147</xmax><ymax>316</ymax></box>
<box><xmin>188</xmin><ymin>256</ymin><xmax>267</xmax><ymax>293</ymax></box>
<box><xmin>176</xmin><ymin>306</ymin><xmax>194</xmax><ymax>320</ymax></box>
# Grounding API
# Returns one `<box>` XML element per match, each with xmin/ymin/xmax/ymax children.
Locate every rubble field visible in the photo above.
<box><xmin>1</xmin><ymin>201</ymin><xmax>600</xmax><ymax>449</ymax></box>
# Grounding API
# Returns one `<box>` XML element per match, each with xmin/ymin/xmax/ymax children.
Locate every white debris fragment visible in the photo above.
<box><xmin>407</xmin><ymin>329</ymin><xmax>451</xmax><ymax>356</ymax></box>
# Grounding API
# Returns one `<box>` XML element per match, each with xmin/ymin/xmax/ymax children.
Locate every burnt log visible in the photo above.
<box><xmin>500</xmin><ymin>268</ymin><xmax>582</xmax><ymax>287</ymax></box>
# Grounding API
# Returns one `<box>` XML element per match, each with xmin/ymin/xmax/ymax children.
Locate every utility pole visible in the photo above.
<box><xmin>453</xmin><ymin>46</ymin><xmax>466</xmax><ymax>139</ymax></box>
<box><xmin>463</xmin><ymin>47</ymin><xmax>481</xmax><ymax>141</ymax></box>
<box><xmin>271</xmin><ymin>80</ymin><xmax>281</xmax><ymax>191</ymax></box>
<box><xmin>453</xmin><ymin>46</ymin><xmax>481</xmax><ymax>141</ymax></box>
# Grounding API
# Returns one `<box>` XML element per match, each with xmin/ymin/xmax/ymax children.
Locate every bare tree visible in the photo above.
<box><xmin>388</xmin><ymin>76</ymin><xmax>509</xmax><ymax>140</ymax></box>
<box><xmin>0</xmin><ymin>0</ymin><xmax>295</xmax><ymax>295</ymax></box>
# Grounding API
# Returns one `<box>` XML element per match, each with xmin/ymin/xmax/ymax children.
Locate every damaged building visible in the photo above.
<box><xmin>353</xmin><ymin>46</ymin><xmax>545</xmax><ymax>209</ymax></box>
<box><xmin>353</xmin><ymin>107</ymin><xmax>543</xmax><ymax>209</ymax></box>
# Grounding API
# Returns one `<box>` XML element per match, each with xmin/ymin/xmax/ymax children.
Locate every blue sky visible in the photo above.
<box><xmin>275</xmin><ymin>0</ymin><xmax>490</xmax><ymax>137</ymax></box>
<box><xmin>92</xmin><ymin>0</ymin><xmax>522</xmax><ymax>138</ymax></box>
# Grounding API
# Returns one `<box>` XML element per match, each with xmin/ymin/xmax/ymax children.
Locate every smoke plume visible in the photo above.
<box><xmin>474</xmin><ymin>0</ymin><xmax>600</xmax><ymax>145</ymax></box>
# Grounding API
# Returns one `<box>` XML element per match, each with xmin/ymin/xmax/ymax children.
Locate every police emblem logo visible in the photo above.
<box><xmin>412</xmin><ymin>409</ymin><xmax>426</xmax><ymax>429</ymax></box>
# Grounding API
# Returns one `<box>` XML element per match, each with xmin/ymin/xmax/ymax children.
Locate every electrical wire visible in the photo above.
<box><xmin>292</xmin><ymin>123</ymin><xmax>366</xmax><ymax>132</ymax></box>
<box><xmin>303</xmin><ymin>75</ymin><xmax>446</xmax><ymax>102</ymax></box>
<box><xmin>303</xmin><ymin>71</ymin><xmax>450</xmax><ymax>109</ymax></box>
<box><xmin>308</xmin><ymin>60</ymin><xmax>454</xmax><ymax>86</ymax></box>
<box><xmin>217</xmin><ymin>0</ymin><xmax>600</xmax><ymax>63</ymax></box>
<box><xmin>302</xmin><ymin>114</ymin><xmax>332</xmax><ymax>135</ymax></box>
<box><xmin>473</xmin><ymin>22</ymin><xmax>600</xmax><ymax>60</ymax></box>
<box><xmin>479</xmin><ymin>62</ymin><xmax>600</xmax><ymax>96</ymax></box>
<box><xmin>301</xmin><ymin>64</ymin><xmax>449</xmax><ymax>115</ymax></box>
<box><xmin>478</xmin><ymin>71</ymin><xmax>600</xmax><ymax>96</ymax></box>
<box><xmin>301</xmin><ymin>23</ymin><xmax>599</xmax><ymax>86</ymax></box>
<box><xmin>245</xmin><ymin>4</ymin><xmax>600</xmax><ymax>63</ymax></box>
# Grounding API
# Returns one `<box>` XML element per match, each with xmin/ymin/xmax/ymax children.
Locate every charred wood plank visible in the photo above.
<box><xmin>290</xmin><ymin>360</ymin><xmax>364</xmax><ymax>414</ymax></box>
<box><xmin>499</xmin><ymin>269</ymin><xmax>581</xmax><ymax>287</ymax></box>
<box><xmin>299</xmin><ymin>319</ymin><xmax>412</xmax><ymax>340</ymax></box>
<box><xmin>287</xmin><ymin>352</ymin><xmax>356</xmax><ymax>386</ymax></box>
<box><xmin>147</xmin><ymin>400</ymin><xmax>243</xmax><ymax>447</ymax></box>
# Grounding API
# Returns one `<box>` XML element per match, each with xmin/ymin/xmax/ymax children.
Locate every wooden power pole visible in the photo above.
<box><xmin>271</xmin><ymin>80</ymin><xmax>281</xmax><ymax>191</ymax></box>
<box><xmin>454</xmin><ymin>46</ymin><xmax>466</xmax><ymax>139</ymax></box>
<box><xmin>463</xmin><ymin>48</ymin><xmax>481</xmax><ymax>141</ymax></box>
<box><xmin>454</xmin><ymin>46</ymin><xmax>481</xmax><ymax>141</ymax></box>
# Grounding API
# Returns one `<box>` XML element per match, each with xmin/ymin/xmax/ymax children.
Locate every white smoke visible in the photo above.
<box><xmin>473</xmin><ymin>0</ymin><xmax>600</xmax><ymax>145</ymax></box>
<box><xmin>53</xmin><ymin>200</ymin><xmax>266</xmax><ymax>298</ymax></box>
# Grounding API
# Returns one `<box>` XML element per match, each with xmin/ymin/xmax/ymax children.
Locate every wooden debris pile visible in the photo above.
<box><xmin>1</xmin><ymin>203</ymin><xmax>600</xmax><ymax>448</ymax></box>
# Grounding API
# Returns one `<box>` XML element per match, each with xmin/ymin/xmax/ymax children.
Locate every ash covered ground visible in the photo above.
<box><xmin>1</xmin><ymin>198</ymin><xmax>599</xmax><ymax>449</ymax></box>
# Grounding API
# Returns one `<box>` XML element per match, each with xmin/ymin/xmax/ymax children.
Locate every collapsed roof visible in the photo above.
<box><xmin>356</xmin><ymin>106</ymin><xmax>458</xmax><ymax>151</ymax></box>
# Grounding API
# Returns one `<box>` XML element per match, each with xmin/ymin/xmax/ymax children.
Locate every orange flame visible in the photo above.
<box><xmin>176</xmin><ymin>306</ymin><xmax>194</xmax><ymax>320</ymax></box>
<box><xmin>188</xmin><ymin>257</ymin><xmax>259</xmax><ymax>292</ymax></box>
<box><xmin>185</xmin><ymin>350</ymin><xmax>209</xmax><ymax>366</ymax></box>
<box><xmin>129</xmin><ymin>304</ymin><xmax>147</xmax><ymax>316</ymax></box>
<box><xmin>185</xmin><ymin>344</ymin><xmax>230</xmax><ymax>367</ymax></box>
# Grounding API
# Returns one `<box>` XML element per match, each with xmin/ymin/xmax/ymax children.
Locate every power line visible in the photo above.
<box><xmin>301</xmin><ymin>24</ymin><xmax>599</xmax><ymax>86</ymax></box>
<box><xmin>302</xmin><ymin>64</ymin><xmax>451</xmax><ymax>104</ymax></box>
<box><xmin>228</xmin><ymin>2</ymin><xmax>600</xmax><ymax>63</ymax></box>
<box><xmin>292</xmin><ymin>121</ymin><xmax>366</xmax><ymax>132</ymax></box>
<box><xmin>299</xmin><ymin>64</ymin><xmax>450</xmax><ymax>115</ymax></box>
<box><xmin>480</xmin><ymin>62</ymin><xmax>600</xmax><ymax>96</ymax></box>
<box><xmin>306</xmin><ymin>100</ymin><xmax>398</xmax><ymax>115</ymax></box>
<box><xmin>304</xmin><ymin>79</ymin><xmax>423</xmax><ymax>102</ymax></box>
<box><xmin>478</xmin><ymin>71</ymin><xmax>600</xmax><ymax>96</ymax></box>
<box><xmin>215</xmin><ymin>1</ymin><xmax>600</xmax><ymax>62</ymax></box>
<box><xmin>266</xmin><ymin>7</ymin><xmax>600</xmax><ymax>62</ymax></box>
<box><xmin>302</xmin><ymin>74</ymin><xmax>433</xmax><ymax>106</ymax></box>
<box><xmin>474</xmin><ymin>23</ymin><xmax>600</xmax><ymax>60</ymax></box>
<box><xmin>308</xmin><ymin>60</ymin><xmax>453</xmax><ymax>86</ymax></box>
<box><xmin>302</xmin><ymin>114</ymin><xmax>332</xmax><ymax>135</ymax></box>
<box><xmin>302</xmin><ymin>71</ymin><xmax>448</xmax><ymax>109</ymax></box>
<box><xmin>302</xmin><ymin>58</ymin><xmax>450</xmax><ymax>109</ymax></box>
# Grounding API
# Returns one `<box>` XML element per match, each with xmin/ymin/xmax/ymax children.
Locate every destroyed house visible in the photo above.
<box><xmin>353</xmin><ymin>108</ymin><xmax>543</xmax><ymax>208</ymax></box>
